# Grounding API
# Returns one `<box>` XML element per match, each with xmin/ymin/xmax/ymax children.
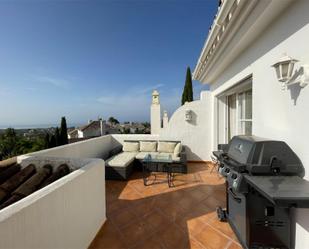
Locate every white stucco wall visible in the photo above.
<box><xmin>30</xmin><ymin>135</ymin><xmax>113</xmax><ymax>160</ymax></box>
<box><xmin>82</xmin><ymin>129</ymin><xmax>101</xmax><ymax>138</ymax></box>
<box><xmin>151</xmin><ymin>104</ymin><xmax>161</xmax><ymax>135</ymax></box>
<box><xmin>159</xmin><ymin>91</ymin><xmax>212</xmax><ymax>161</ymax></box>
<box><xmin>111</xmin><ymin>134</ymin><xmax>160</xmax><ymax>148</ymax></box>
<box><xmin>0</xmin><ymin>158</ymin><xmax>106</xmax><ymax>249</ymax></box>
<box><xmin>207</xmin><ymin>0</ymin><xmax>309</xmax><ymax>247</ymax></box>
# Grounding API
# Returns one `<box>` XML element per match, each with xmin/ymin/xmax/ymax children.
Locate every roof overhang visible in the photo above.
<box><xmin>193</xmin><ymin>0</ymin><xmax>294</xmax><ymax>84</ymax></box>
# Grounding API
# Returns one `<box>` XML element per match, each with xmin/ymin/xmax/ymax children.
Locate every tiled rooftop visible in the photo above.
<box><xmin>89</xmin><ymin>163</ymin><xmax>242</xmax><ymax>249</ymax></box>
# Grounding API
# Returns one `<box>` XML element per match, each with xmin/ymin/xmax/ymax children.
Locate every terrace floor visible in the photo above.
<box><xmin>89</xmin><ymin>162</ymin><xmax>242</xmax><ymax>249</ymax></box>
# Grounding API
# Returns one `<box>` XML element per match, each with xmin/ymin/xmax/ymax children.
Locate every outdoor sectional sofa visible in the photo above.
<box><xmin>105</xmin><ymin>140</ymin><xmax>187</xmax><ymax>180</ymax></box>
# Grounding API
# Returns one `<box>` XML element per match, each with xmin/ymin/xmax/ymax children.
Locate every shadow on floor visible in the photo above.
<box><xmin>89</xmin><ymin>163</ymin><xmax>241</xmax><ymax>249</ymax></box>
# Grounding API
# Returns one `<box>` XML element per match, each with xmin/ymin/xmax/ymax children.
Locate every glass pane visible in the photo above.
<box><xmin>238</xmin><ymin>92</ymin><xmax>244</xmax><ymax>119</ymax></box>
<box><xmin>245</xmin><ymin>121</ymin><xmax>252</xmax><ymax>135</ymax></box>
<box><xmin>281</xmin><ymin>62</ymin><xmax>289</xmax><ymax>78</ymax></box>
<box><xmin>239</xmin><ymin>121</ymin><xmax>252</xmax><ymax>135</ymax></box>
<box><xmin>245</xmin><ymin>90</ymin><xmax>252</xmax><ymax>119</ymax></box>
<box><xmin>238</xmin><ymin>90</ymin><xmax>252</xmax><ymax>120</ymax></box>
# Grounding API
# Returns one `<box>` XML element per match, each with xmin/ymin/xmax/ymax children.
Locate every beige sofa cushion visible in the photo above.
<box><xmin>140</xmin><ymin>141</ymin><xmax>157</xmax><ymax>152</ymax></box>
<box><xmin>123</xmin><ymin>141</ymin><xmax>139</xmax><ymax>152</ymax></box>
<box><xmin>135</xmin><ymin>152</ymin><xmax>159</xmax><ymax>160</ymax></box>
<box><xmin>174</xmin><ymin>143</ymin><xmax>182</xmax><ymax>157</ymax></box>
<box><xmin>106</xmin><ymin>152</ymin><xmax>137</xmax><ymax>167</ymax></box>
<box><xmin>158</xmin><ymin>142</ymin><xmax>177</xmax><ymax>153</ymax></box>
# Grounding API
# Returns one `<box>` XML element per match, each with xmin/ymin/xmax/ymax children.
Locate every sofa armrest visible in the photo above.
<box><xmin>109</xmin><ymin>145</ymin><xmax>123</xmax><ymax>158</ymax></box>
<box><xmin>179</xmin><ymin>151</ymin><xmax>187</xmax><ymax>165</ymax></box>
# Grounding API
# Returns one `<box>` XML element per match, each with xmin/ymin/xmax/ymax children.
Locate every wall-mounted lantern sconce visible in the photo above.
<box><xmin>272</xmin><ymin>54</ymin><xmax>309</xmax><ymax>89</ymax></box>
<box><xmin>185</xmin><ymin>109</ymin><xmax>192</xmax><ymax>121</ymax></box>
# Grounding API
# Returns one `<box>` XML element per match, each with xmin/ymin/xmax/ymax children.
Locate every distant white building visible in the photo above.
<box><xmin>68</xmin><ymin>119</ymin><xmax>120</xmax><ymax>139</ymax></box>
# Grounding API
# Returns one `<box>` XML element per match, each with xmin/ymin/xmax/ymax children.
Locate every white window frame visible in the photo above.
<box><xmin>236</xmin><ymin>89</ymin><xmax>252</xmax><ymax>136</ymax></box>
<box><xmin>216</xmin><ymin>77</ymin><xmax>252</xmax><ymax>144</ymax></box>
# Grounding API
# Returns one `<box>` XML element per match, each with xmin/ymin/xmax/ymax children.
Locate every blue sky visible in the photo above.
<box><xmin>0</xmin><ymin>0</ymin><xmax>217</xmax><ymax>128</ymax></box>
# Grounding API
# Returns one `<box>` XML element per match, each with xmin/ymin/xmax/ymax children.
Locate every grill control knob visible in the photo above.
<box><xmin>231</xmin><ymin>173</ymin><xmax>238</xmax><ymax>180</ymax></box>
<box><xmin>224</xmin><ymin>168</ymin><xmax>230</xmax><ymax>173</ymax></box>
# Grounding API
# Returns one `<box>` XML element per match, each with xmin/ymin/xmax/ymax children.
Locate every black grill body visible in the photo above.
<box><xmin>213</xmin><ymin>135</ymin><xmax>309</xmax><ymax>249</ymax></box>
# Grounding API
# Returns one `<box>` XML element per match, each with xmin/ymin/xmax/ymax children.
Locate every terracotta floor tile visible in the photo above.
<box><xmin>90</xmin><ymin>163</ymin><xmax>239</xmax><ymax>249</ymax></box>
<box><xmin>175</xmin><ymin>212</ymin><xmax>208</xmax><ymax>236</ymax></box>
<box><xmin>132</xmin><ymin>233</ymin><xmax>166</xmax><ymax>249</ymax></box>
<box><xmin>89</xmin><ymin>221</ymin><xmax>127</xmax><ymax>249</ymax></box>
<box><xmin>158</xmin><ymin>223</ymin><xmax>191</xmax><ymax>249</ymax></box>
<box><xmin>188</xmin><ymin>238</ymin><xmax>206</xmax><ymax>249</ymax></box>
<box><xmin>208</xmin><ymin>217</ymin><xmax>235</xmax><ymax>239</ymax></box>
<box><xmin>118</xmin><ymin>185</ymin><xmax>143</xmax><ymax>201</ymax></box>
<box><xmin>195</xmin><ymin>224</ymin><xmax>230</xmax><ymax>249</ymax></box>
<box><xmin>184</xmin><ymin>188</ymin><xmax>210</xmax><ymax>203</ymax></box>
<box><xmin>187</xmin><ymin>164</ymin><xmax>210</xmax><ymax>174</ymax></box>
<box><xmin>177</xmin><ymin>194</ymin><xmax>198</xmax><ymax>211</ymax></box>
<box><xmin>107</xmin><ymin>199</ymin><xmax>130</xmax><ymax>215</ymax></box>
<box><xmin>203</xmin><ymin>195</ymin><xmax>225</xmax><ymax>210</ymax></box>
<box><xmin>109</xmin><ymin>207</ymin><xmax>137</xmax><ymax>229</ymax></box>
<box><xmin>199</xmin><ymin>174</ymin><xmax>225</xmax><ymax>185</ymax></box>
<box><xmin>119</xmin><ymin>218</ymin><xmax>154</xmax><ymax>248</ymax></box>
<box><xmin>187</xmin><ymin>202</ymin><xmax>217</xmax><ymax>224</ymax></box>
<box><xmin>227</xmin><ymin>241</ymin><xmax>243</xmax><ymax>249</ymax></box>
<box><xmin>159</xmin><ymin>202</ymin><xmax>187</xmax><ymax>222</ymax></box>
<box><xmin>129</xmin><ymin>197</ymin><xmax>157</xmax><ymax>217</ymax></box>
<box><xmin>143</xmin><ymin>209</ymin><xmax>172</xmax><ymax>232</ymax></box>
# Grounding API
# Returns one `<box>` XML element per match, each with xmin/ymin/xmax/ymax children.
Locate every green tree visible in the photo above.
<box><xmin>181</xmin><ymin>67</ymin><xmax>194</xmax><ymax>105</ymax></box>
<box><xmin>0</xmin><ymin>128</ymin><xmax>18</xmax><ymax>159</ymax></box>
<box><xmin>0</xmin><ymin>128</ymin><xmax>45</xmax><ymax>159</ymax></box>
<box><xmin>44</xmin><ymin>133</ymin><xmax>50</xmax><ymax>149</ymax></box>
<box><xmin>108</xmin><ymin>117</ymin><xmax>119</xmax><ymax>124</ymax></box>
<box><xmin>55</xmin><ymin>127</ymin><xmax>60</xmax><ymax>146</ymax></box>
<box><xmin>49</xmin><ymin>135</ymin><xmax>56</xmax><ymax>148</ymax></box>
<box><xmin>60</xmin><ymin>117</ymin><xmax>68</xmax><ymax>145</ymax></box>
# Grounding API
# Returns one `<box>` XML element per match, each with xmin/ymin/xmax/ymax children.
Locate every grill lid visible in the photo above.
<box><xmin>222</xmin><ymin>135</ymin><xmax>304</xmax><ymax>176</ymax></box>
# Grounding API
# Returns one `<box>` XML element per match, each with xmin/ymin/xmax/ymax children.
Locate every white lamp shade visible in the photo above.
<box><xmin>272</xmin><ymin>55</ymin><xmax>298</xmax><ymax>82</ymax></box>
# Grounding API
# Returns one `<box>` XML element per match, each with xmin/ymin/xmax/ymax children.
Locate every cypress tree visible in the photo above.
<box><xmin>49</xmin><ymin>135</ymin><xmax>56</xmax><ymax>148</ymax></box>
<box><xmin>181</xmin><ymin>67</ymin><xmax>194</xmax><ymax>105</ymax></box>
<box><xmin>44</xmin><ymin>133</ymin><xmax>50</xmax><ymax>149</ymax></box>
<box><xmin>55</xmin><ymin>127</ymin><xmax>60</xmax><ymax>146</ymax></box>
<box><xmin>60</xmin><ymin>117</ymin><xmax>68</xmax><ymax>145</ymax></box>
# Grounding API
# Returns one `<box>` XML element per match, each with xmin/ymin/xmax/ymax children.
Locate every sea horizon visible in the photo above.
<box><xmin>0</xmin><ymin>123</ymin><xmax>82</xmax><ymax>129</ymax></box>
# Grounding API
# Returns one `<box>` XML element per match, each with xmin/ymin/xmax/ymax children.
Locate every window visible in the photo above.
<box><xmin>216</xmin><ymin>77</ymin><xmax>252</xmax><ymax>144</ymax></box>
<box><xmin>237</xmin><ymin>89</ymin><xmax>252</xmax><ymax>135</ymax></box>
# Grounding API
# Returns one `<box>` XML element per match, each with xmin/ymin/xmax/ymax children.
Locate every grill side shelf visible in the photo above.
<box><xmin>244</xmin><ymin>175</ymin><xmax>309</xmax><ymax>208</ymax></box>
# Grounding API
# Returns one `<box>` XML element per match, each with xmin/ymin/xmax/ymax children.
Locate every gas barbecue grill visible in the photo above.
<box><xmin>213</xmin><ymin>135</ymin><xmax>309</xmax><ymax>249</ymax></box>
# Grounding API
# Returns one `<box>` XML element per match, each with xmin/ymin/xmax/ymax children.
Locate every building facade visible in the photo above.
<box><xmin>191</xmin><ymin>0</ymin><xmax>309</xmax><ymax>247</ymax></box>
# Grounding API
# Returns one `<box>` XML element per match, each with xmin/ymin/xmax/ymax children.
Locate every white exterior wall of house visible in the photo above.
<box><xmin>193</xmin><ymin>0</ymin><xmax>309</xmax><ymax>247</ymax></box>
<box><xmin>159</xmin><ymin>91</ymin><xmax>211</xmax><ymax>161</ymax></box>
<box><xmin>78</xmin><ymin>129</ymin><xmax>84</xmax><ymax>138</ymax></box>
<box><xmin>80</xmin><ymin>128</ymin><xmax>101</xmax><ymax>138</ymax></box>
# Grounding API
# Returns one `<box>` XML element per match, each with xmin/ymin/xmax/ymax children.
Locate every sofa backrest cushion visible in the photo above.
<box><xmin>123</xmin><ymin>141</ymin><xmax>140</xmax><ymax>152</ymax></box>
<box><xmin>140</xmin><ymin>141</ymin><xmax>157</xmax><ymax>152</ymax></box>
<box><xmin>158</xmin><ymin>141</ymin><xmax>177</xmax><ymax>153</ymax></box>
<box><xmin>173</xmin><ymin>143</ymin><xmax>182</xmax><ymax>157</ymax></box>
